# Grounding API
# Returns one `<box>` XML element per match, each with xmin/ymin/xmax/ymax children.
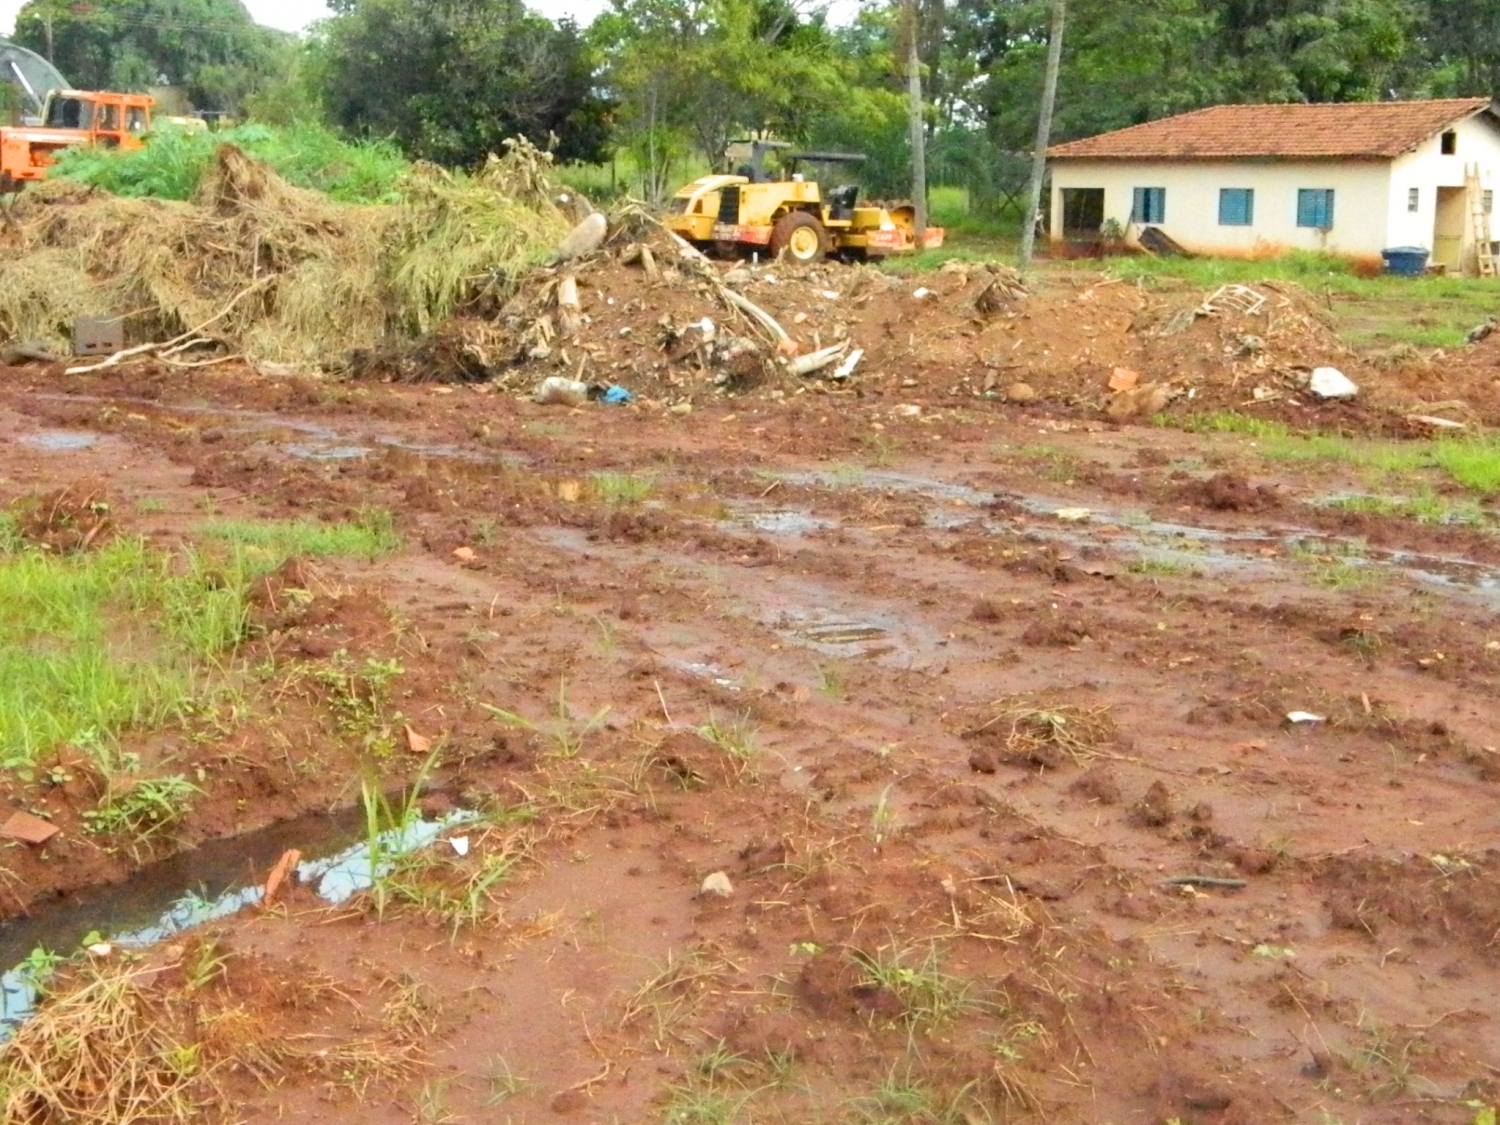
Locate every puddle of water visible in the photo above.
<box><xmin>19</xmin><ymin>430</ymin><xmax>100</xmax><ymax>452</ymax></box>
<box><xmin>765</xmin><ymin>467</ymin><xmax>1500</xmax><ymax>605</ymax></box>
<box><xmin>674</xmin><ymin>660</ymin><xmax>740</xmax><ymax>691</ymax></box>
<box><xmin>772</xmin><ymin>606</ymin><xmax>905</xmax><ymax>658</ymax></box>
<box><xmin>285</xmin><ymin>442</ymin><xmax>373</xmax><ymax>461</ymax></box>
<box><xmin>20</xmin><ymin>392</ymin><xmax>525</xmax><ymax>468</ymax></box>
<box><xmin>740</xmin><ymin>508</ymin><xmax>835</xmax><ymax>536</ymax></box>
<box><xmin>0</xmin><ymin>806</ymin><xmax>474</xmax><ymax>1037</ymax></box>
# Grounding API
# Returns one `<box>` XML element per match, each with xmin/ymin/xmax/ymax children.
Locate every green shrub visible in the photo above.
<box><xmin>51</xmin><ymin>121</ymin><xmax>409</xmax><ymax>203</ymax></box>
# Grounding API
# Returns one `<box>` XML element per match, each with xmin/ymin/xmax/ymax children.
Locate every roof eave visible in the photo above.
<box><xmin>1046</xmin><ymin>152</ymin><xmax>1396</xmax><ymax>162</ymax></box>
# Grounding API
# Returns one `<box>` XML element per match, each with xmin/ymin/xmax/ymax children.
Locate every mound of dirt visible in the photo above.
<box><xmin>1177</xmin><ymin>471</ymin><xmax>1279</xmax><ymax>512</ymax></box>
<box><xmin>352</xmin><ymin>212</ymin><xmax>1037</xmax><ymax>405</ymax></box>
<box><xmin>10</xmin><ymin>484</ymin><xmax>115</xmax><ymax>552</ymax></box>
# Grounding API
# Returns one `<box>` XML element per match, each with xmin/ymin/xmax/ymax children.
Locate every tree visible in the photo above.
<box><xmin>318</xmin><ymin>0</ymin><xmax>610</xmax><ymax>167</ymax></box>
<box><xmin>1019</xmin><ymin>0</ymin><xmax>1062</xmax><ymax>262</ymax></box>
<box><xmin>12</xmin><ymin>0</ymin><xmax>288</xmax><ymax>112</ymax></box>
<box><xmin>594</xmin><ymin>0</ymin><xmax>870</xmax><ymax>197</ymax></box>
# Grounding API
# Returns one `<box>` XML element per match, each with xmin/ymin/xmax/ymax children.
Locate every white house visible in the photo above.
<box><xmin>1046</xmin><ymin>98</ymin><xmax>1500</xmax><ymax>272</ymax></box>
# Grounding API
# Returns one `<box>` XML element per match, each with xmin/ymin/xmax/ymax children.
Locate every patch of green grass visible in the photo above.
<box><xmin>1127</xmin><ymin>555</ymin><xmax>1195</xmax><ymax>578</ymax></box>
<box><xmin>1106</xmin><ymin>248</ymin><xmax>1363</xmax><ymax>290</ymax></box>
<box><xmin>0</xmin><ymin>510</ymin><xmax>408</xmax><ymax>790</ymax></box>
<box><xmin>850</xmin><ymin>1064</ymin><xmax>984</xmax><ymax>1125</ymax></box>
<box><xmin>1012</xmin><ymin>443</ymin><xmax>1083</xmax><ymax>482</ymax></box>
<box><xmin>1327</xmin><ymin>492</ymin><xmax>1489</xmax><ymax>527</ymax></box>
<box><xmin>82</xmin><ymin>774</ymin><xmax>200</xmax><ymax>838</ymax></box>
<box><xmin>1432</xmin><ymin>441</ymin><xmax>1500</xmax><ymax>493</ymax></box>
<box><xmin>0</xmin><ymin>537</ymin><xmax>248</xmax><ymax>775</ymax></box>
<box><xmin>311</xmin><ymin>652</ymin><xmax>406</xmax><ymax>756</ymax></box>
<box><xmin>1169</xmin><ymin>411</ymin><xmax>1292</xmax><ymax>440</ymax></box>
<box><xmin>589</xmin><ymin>471</ymin><xmax>655</xmax><ymax>505</ymax></box>
<box><xmin>1170</xmin><ymin>415</ymin><xmax>1500</xmax><ymax>495</ymax></box>
<box><xmin>51</xmin><ymin>121</ymin><xmax>410</xmax><ymax>203</ymax></box>
<box><xmin>201</xmin><ymin>508</ymin><xmax>400</xmax><ymax>561</ymax></box>
<box><xmin>1289</xmin><ymin>540</ymin><xmax>1382</xmax><ymax>590</ymax></box>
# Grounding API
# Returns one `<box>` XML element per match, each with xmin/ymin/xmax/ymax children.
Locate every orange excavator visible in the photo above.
<box><xmin>1</xmin><ymin>88</ymin><xmax>154</xmax><ymax>191</ymax></box>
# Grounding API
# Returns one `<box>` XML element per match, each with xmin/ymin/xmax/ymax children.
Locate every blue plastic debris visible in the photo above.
<box><xmin>602</xmin><ymin>385</ymin><xmax>634</xmax><ymax>405</ymax></box>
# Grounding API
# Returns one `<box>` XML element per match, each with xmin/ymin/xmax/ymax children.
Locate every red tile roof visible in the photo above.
<box><xmin>1048</xmin><ymin>99</ymin><xmax>1495</xmax><ymax>161</ymax></box>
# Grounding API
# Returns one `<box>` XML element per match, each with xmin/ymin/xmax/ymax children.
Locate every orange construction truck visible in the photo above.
<box><xmin>1</xmin><ymin>88</ymin><xmax>153</xmax><ymax>191</ymax></box>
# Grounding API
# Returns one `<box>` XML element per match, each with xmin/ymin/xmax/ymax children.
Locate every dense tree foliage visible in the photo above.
<box><xmin>12</xmin><ymin>0</ymin><xmax>288</xmax><ymax>112</ymax></box>
<box><xmin>317</xmin><ymin>0</ymin><xmax>610</xmax><ymax>167</ymax></box>
<box><xmin>589</xmin><ymin>0</ymin><xmax>889</xmax><ymax>195</ymax></box>
<box><xmin>12</xmin><ymin>0</ymin><xmax>1500</xmax><ymax>212</ymax></box>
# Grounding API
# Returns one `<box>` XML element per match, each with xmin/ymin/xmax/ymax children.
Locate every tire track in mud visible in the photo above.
<box><xmin>473</xmin><ymin>457</ymin><xmax>1500</xmax><ymax>1116</ymax></box>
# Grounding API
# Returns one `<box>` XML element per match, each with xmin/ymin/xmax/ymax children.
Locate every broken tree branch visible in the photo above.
<box><xmin>65</xmin><ymin>276</ymin><xmax>272</xmax><ymax>375</ymax></box>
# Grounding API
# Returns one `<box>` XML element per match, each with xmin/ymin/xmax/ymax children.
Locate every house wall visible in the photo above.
<box><xmin>1385</xmin><ymin>114</ymin><xmax>1500</xmax><ymax>269</ymax></box>
<box><xmin>1048</xmin><ymin>158</ymin><xmax>1393</xmax><ymax>257</ymax></box>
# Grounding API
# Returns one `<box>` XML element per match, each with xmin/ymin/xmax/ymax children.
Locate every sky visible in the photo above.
<box><xmin>0</xmin><ymin>0</ymin><xmax>618</xmax><ymax>36</ymax></box>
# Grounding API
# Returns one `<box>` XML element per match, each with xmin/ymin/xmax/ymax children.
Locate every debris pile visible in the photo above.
<box><xmin>0</xmin><ymin>140</ymin><xmax>568</xmax><ymax>364</ymax></box>
<box><xmin>1125</xmin><ymin>281</ymin><xmax>1367</xmax><ymax>413</ymax></box>
<box><xmin>358</xmin><ymin>207</ymin><xmax>1032</xmax><ymax>402</ymax></box>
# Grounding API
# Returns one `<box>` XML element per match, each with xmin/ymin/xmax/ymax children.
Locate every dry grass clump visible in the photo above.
<box><xmin>0</xmin><ymin>945</ymin><xmax>417</xmax><ymax>1125</ymax></box>
<box><xmin>965</xmin><ymin>699</ymin><xmax>1117</xmax><ymax>768</ymax></box>
<box><xmin>386</xmin><ymin>143</ymin><xmax>570</xmax><ymax>335</ymax></box>
<box><xmin>0</xmin><ymin>138</ymin><xmax>568</xmax><ymax>363</ymax></box>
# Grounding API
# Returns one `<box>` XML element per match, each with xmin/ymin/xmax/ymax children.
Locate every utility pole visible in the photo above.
<box><xmin>903</xmin><ymin>0</ymin><xmax>927</xmax><ymax>242</ymax></box>
<box><xmin>1020</xmin><ymin>0</ymin><xmax>1066</xmax><ymax>263</ymax></box>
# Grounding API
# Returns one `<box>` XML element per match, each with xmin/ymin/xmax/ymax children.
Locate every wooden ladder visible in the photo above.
<box><xmin>1467</xmin><ymin>163</ymin><xmax>1496</xmax><ymax>278</ymax></box>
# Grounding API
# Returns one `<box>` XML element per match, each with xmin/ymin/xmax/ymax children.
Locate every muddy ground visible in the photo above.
<box><xmin>1</xmin><ymin>266</ymin><xmax>1499</xmax><ymax>1125</ymax></box>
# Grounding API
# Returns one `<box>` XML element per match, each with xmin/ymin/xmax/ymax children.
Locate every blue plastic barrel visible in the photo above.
<box><xmin>1381</xmin><ymin>246</ymin><xmax>1430</xmax><ymax>276</ymax></box>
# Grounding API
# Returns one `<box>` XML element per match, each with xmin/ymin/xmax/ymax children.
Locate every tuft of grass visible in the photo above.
<box><xmin>83</xmin><ymin>775</ymin><xmax>200</xmax><ymax>840</ymax></box>
<box><xmin>1127</xmin><ymin>555</ymin><xmax>1195</xmax><ymax>578</ymax></box>
<box><xmin>621</xmin><ymin>947</ymin><xmax>729</xmax><ymax>1051</ymax></box>
<box><xmin>484</xmin><ymin>1056</ymin><xmax>531</xmax><ymax>1106</ymax></box>
<box><xmin>589</xmin><ymin>471</ymin><xmax>655</xmax><ymax>505</ymax></box>
<box><xmin>310</xmin><ymin>651</ymin><xmax>406</xmax><ymax>756</ymax></box>
<box><xmin>1345</xmin><ymin>1019</ymin><xmax>1431</xmax><ymax>1102</ymax></box>
<box><xmin>850</xmin><ymin>1063</ymin><xmax>986</xmax><ymax>1125</ymax></box>
<box><xmin>851</xmin><ymin>943</ymin><xmax>977</xmax><ymax>1030</ymax></box>
<box><xmin>696</xmin><ymin>709</ymin><xmax>759</xmax><ymax>778</ymax></box>
<box><xmin>481</xmin><ymin>677</ymin><xmax>611</xmax><ymax>759</ymax></box>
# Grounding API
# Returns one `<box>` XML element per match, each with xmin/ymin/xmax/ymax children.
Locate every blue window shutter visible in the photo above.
<box><xmin>1298</xmin><ymin>188</ymin><xmax>1334</xmax><ymax>228</ymax></box>
<box><xmin>1219</xmin><ymin>189</ymin><xmax>1253</xmax><ymax>226</ymax></box>
<box><xmin>1149</xmin><ymin>188</ymin><xmax>1164</xmax><ymax>223</ymax></box>
<box><xmin>1132</xmin><ymin>187</ymin><xmax>1146</xmax><ymax>223</ymax></box>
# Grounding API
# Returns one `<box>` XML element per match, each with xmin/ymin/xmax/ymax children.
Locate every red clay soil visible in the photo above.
<box><xmin>0</xmin><ymin>265</ymin><xmax>1497</xmax><ymax>1125</ymax></box>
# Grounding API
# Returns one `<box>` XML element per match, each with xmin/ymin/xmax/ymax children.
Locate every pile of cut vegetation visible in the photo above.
<box><xmin>0</xmin><ymin>139</ymin><xmax>570</xmax><ymax>363</ymax></box>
